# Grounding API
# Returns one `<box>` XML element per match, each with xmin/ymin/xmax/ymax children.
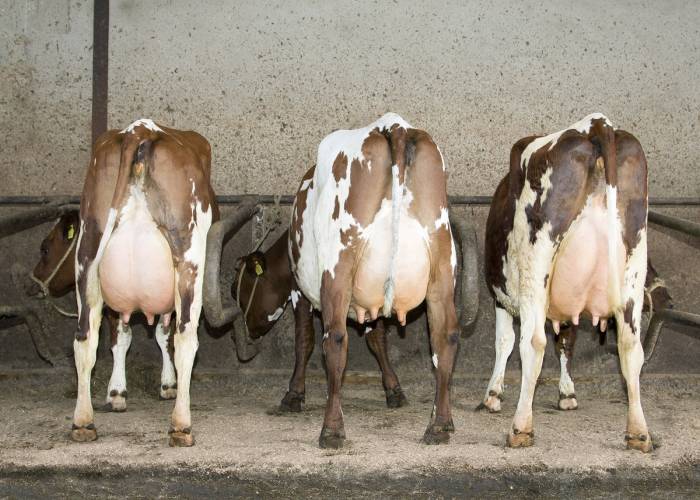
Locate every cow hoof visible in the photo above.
<box><xmin>168</xmin><ymin>427</ymin><xmax>195</xmax><ymax>447</ymax></box>
<box><xmin>159</xmin><ymin>384</ymin><xmax>177</xmax><ymax>400</ymax></box>
<box><xmin>279</xmin><ymin>390</ymin><xmax>305</xmax><ymax>413</ymax></box>
<box><xmin>385</xmin><ymin>386</ymin><xmax>408</xmax><ymax>408</ymax></box>
<box><xmin>558</xmin><ymin>394</ymin><xmax>578</xmax><ymax>411</ymax></box>
<box><xmin>318</xmin><ymin>426</ymin><xmax>345</xmax><ymax>449</ymax></box>
<box><xmin>99</xmin><ymin>400</ymin><xmax>126</xmax><ymax>413</ymax></box>
<box><xmin>421</xmin><ymin>423</ymin><xmax>451</xmax><ymax>445</ymax></box>
<box><xmin>71</xmin><ymin>424</ymin><xmax>97</xmax><ymax>442</ymax></box>
<box><xmin>507</xmin><ymin>428</ymin><xmax>534</xmax><ymax>448</ymax></box>
<box><xmin>625</xmin><ymin>432</ymin><xmax>653</xmax><ymax>453</ymax></box>
<box><xmin>476</xmin><ymin>390</ymin><xmax>502</xmax><ymax>412</ymax></box>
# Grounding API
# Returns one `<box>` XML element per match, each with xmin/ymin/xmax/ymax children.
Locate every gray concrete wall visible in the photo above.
<box><xmin>0</xmin><ymin>2</ymin><xmax>698</xmax><ymax>379</ymax></box>
<box><xmin>2</xmin><ymin>0</ymin><xmax>699</xmax><ymax>198</ymax></box>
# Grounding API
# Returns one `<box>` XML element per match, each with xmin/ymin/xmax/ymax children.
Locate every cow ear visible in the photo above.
<box><xmin>245</xmin><ymin>251</ymin><xmax>266</xmax><ymax>278</ymax></box>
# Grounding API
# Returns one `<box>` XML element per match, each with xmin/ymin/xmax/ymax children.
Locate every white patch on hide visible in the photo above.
<box><xmin>121</xmin><ymin>118</ymin><xmax>163</xmax><ymax>134</ymax></box>
<box><xmin>106</xmin><ymin>322</ymin><xmax>132</xmax><ymax>399</ymax></box>
<box><xmin>290</xmin><ymin>289</ymin><xmax>301</xmax><ymax>310</ymax></box>
<box><xmin>156</xmin><ymin>319</ymin><xmax>176</xmax><ymax>388</ymax></box>
<box><xmin>520</xmin><ymin>113</ymin><xmax>613</xmax><ymax>169</ymax></box>
<box><xmin>559</xmin><ymin>351</ymin><xmax>575</xmax><ymax>396</ymax></box>
<box><xmin>434</xmin><ymin>207</ymin><xmax>450</xmax><ymax>231</ymax></box>
<box><xmin>267</xmin><ymin>307</ymin><xmax>284</xmax><ymax>322</ymax></box>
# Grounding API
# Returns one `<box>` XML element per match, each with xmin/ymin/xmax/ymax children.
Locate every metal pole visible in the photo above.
<box><xmin>91</xmin><ymin>0</ymin><xmax>109</xmax><ymax>150</ymax></box>
<box><xmin>648</xmin><ymin>211</ymin><xmax>700</xmax><ymax>238</ymax></box>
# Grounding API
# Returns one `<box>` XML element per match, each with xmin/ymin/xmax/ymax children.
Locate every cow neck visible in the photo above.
<box><xmin>236</xmin><ymin>224</ymin><xmax>276</xmax><ymax>335</ymax></box>
<box><xmin>30</xmin><ymin>236</ymin><xmax>79</xmax><ymax>318</ymax></box>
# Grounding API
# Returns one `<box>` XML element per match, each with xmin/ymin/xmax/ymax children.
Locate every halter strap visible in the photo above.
<box><xmin>29</xmin><ymin>236</ymin><xmax>79</xmax><ymax>318</ymax></box>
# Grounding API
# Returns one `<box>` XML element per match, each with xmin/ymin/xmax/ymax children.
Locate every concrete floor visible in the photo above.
<box><xmin>1</xmin><ymin>363</ymin><xmax>698</xmax><ymax>497</ymax></box>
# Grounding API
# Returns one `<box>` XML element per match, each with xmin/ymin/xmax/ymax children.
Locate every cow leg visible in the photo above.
<box><xmin>71</xmin><ymin>222</ymin><xmax>103</xmax><ymax>442</ymax></box>
<box><xmin>280</xmin><ymin>293</ymin><xmax>315</xmax><ymax>412</ymax></box>
<box><xmin>556</xmin><ymin>324</ymin><xmax>578</xmax><ymax>410</ymax></box>
<box><xmin>481</xmin><ymin>304</ymin><xmax>515</xmax><ymax>412</ymax></box>
<box><xmin>168</xmin><ymin>262</ymin><xmax>201</xmax><ymax>447</ymax></box>
<box><xmin>617</xmin><ymin>289</ymin><xmax>652</xmax><ymax>452</ymax></box>
<box><xmin>422</xmin><ymin>256</ymin><xmax>460</xmax><ymax>445</ymax></box>
<box><xmin>103</xmin><ymin>315</ymin><xmax>131</xmax><ymax>412</ymax></box>
<box><xmin>318</xmin><ymin>270</ymin><xmax>352</xmax><ymax>449</ymax></box>
<box><xmin>508</xmin><ymin>300</ymin><xmax>547</xmax><ymax>448</ymax></box>
<box><xmin>156</xmin><ymin>319</ymin><xmax>177</xmax><ymax>400</ymax></box>
<box><xmin>366</xmin><ymin>320</ymin><xmax>407</xmax><ymax>408</ymax></box>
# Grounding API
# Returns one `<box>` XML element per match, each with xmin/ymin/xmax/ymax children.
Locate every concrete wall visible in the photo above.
<box><xmin>2</xmin><ymin>0</ymin><xmax>699</xmax><ymax>198</ymax></box>
<box><xmin>0</xmin><ymin>1</ymin><xmax>698</xmax><ymax>378</ymax></box>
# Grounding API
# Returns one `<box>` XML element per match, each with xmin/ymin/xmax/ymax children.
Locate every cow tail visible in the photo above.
<box><xmin>383</xmin><ymin>125</ymin><xmax>411</xmax><ymax>317</ymax></box>
<box><xmin>93</xmin><ymin>129</ymin><xmax>154</xmax><ymax>265</ymax></box>
<box><xmin>590</xmin><ymin>115</ymin><xmax>620</xmax><ymax>309</ymax></box>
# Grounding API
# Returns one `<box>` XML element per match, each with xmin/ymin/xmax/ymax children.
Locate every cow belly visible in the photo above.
<box><xmin>99</xmin><ymin>218</ymin><xmax>175</xmax><ymax>319</ymax></box>
<box><xmin>353</xmin><ymin>215</ymin><xmax>430</xmax><ymax>315</ymax></box>
<box><xmin>548</xmin><ymin>200</ymin><xmax>625</xmax><ymax>322</ymax></box>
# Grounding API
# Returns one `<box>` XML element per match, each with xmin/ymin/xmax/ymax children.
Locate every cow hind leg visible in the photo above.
<box><xmin>480</xmin><ymin>304</ymin><xmax>515</xmax><ymax>412</ymax></box>
<box><xmin>422</xmin><ymin>256</ymin><xmax>460</xmax><ymax>445</ymax></box>
<box><xmin>617</xmin><ymin>299</ymin><xmax>652</xmax><ymax>452</ymax></box>
<box><xmin>72</xmin><ymin>255</ymin><xmax>103</xmax><ymax>442</ymax></box>
<box><xmin>508</xmin><ymin>301</ymin><xmax>546</xmax><ymax>448</ymax></box>
<box><xmin>168</xmin><ymin>262</ymin><xmax>202</xmax><ymax>447</ymax></box>
<box><xmin>280</xmin><ymin>293</ymin><xmax>315</xmax><ymax>412</ymax></box>
<box><xmin>103</xmin><ymin>317</ymin><xmax>131</xmax><ymax>412</ymax></box>
<box><xmin>318</xmin><ymin>270</ymin><xmax>352</xmax><ymax>449</ymax></box>
<box><xmin>366</xmin><ymin>320</ymin><xmax>407</xmax><ymax>408</ymax></box>
<box><xmin>156</xmin><ymin>319</ymin><xmax>177</xmax><ymax>400</ymax></box>
<box><xmin>556</xmin><ymin>324</ymin><xmax>578</xmax><ymax>411</ymax></box>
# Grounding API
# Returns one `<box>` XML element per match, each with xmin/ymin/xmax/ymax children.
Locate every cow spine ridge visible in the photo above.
<box><xmin>383</xmin><ymin>125</ymin><xmax>410</xmax><ymax>317</ymax></box>
<box><xmin>93</xmin><ymin>124</ymin><xmax>156</xmax><ymax>266</ymax></box>
<box><xmin>589</xmin><ymin>116</ymin><xmax>620</xmax><ymax>310</ymax></box>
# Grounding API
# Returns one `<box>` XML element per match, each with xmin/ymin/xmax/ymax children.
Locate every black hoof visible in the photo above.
<box><xmin>421</xmin><ymin>423</ymin><xmax>450</xmax><ymax>445</ymax></box>
<box><xmin>159</xmin><ymin>384</ymin><xmax>177</xmax><ymax>400</ymax></box>
<box><xmin>97</xmin><ymin>402</ymin><xmax>126</xmax><ymax>413</ymax></box>
<box><xmin>442</xmin><ymin>418</ymin><xmax>455</xmax><ymax>433</ymax></box>
<box><xmin>168</xmin><ymin>427</ymin><xmax>195</xmax><ymax>447</ymax></box>
<box><xmin>319</xmin><ymin>426</ymin><xmax>346</xmax><ymax>449</ymax></box>
<box><xmin>279</xmin><ymin>390</ymin><xmax>305</xmax><ymax>413</ymax></box>
<box><xmin>385</xmin><ymin>386</ymin><xmax>408</xmax><ymax>408</ymax></box>
<box><xmin>71</xmin><ymin>423</ymin><xmax>97</xmax><ymax>442</ymax></box>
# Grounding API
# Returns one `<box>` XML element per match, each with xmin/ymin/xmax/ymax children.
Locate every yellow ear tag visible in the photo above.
<box><xmin>255</xmin><ymin>263</ymin><xmax>264</xmax><ymax>276</ymax></box>
<box><xmin>67</xmin><ymin>225</ymin><xmax>75</xmax><ymax>240</ymax></box>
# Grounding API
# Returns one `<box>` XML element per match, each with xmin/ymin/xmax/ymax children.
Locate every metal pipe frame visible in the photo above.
<box><xmin>648</xmin><ymin>210</ymin><xmax>700</xmax><ymax>238</ymax></box>
<box><xmin>202</xmin><ymin>198</ymin><xmax>261</xmax><ymax>361</ymax></box>
<box><xmin>1</xmin><ymin>195</ymin><xmax>699</xmax><ymax>207</ymax></box>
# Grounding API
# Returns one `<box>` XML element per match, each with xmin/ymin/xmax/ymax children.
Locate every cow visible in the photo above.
<box><xmin>232</xmin><ymin>228</ymin><xmax>407</xmax><ymax>412</ymax></box>
<box><xmin>480</xmin><ymin>259</ymin><xmax>671</xmax><ymax>412</ymax></box>
<box><xmin>482</xmin><ymin>113</ymin><xmax>652</xmax><ymax>451</ymax></box>
<box><xmin>30</xmin><ymin>210</ymin><xmax>178</xmax><ymax>411</ymax></box>
<box><xmin>71</xmin><ymin>119</ymin><xmax>217</xmax><ymax>447</ymax></box>
<box><xmin>286</xmin><ymin>113</ymin><xmax>459</xmax><ymax>448</ymax></box>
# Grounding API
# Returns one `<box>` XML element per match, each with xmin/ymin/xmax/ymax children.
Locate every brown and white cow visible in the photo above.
<box><xmin>481</xmin><ymin>258</ymin><xmax>671</xmax><ymax>412</ymax></box>
<box><xmin>30</xmin><ymin>210</ymin><xmax>178</xmax><ymax>411</ymax></box>
<box><xmin>483</xmin><ymin>113</ymin><xmax>652</xmax><ymax>451</ymax></box>
<box><xmin>72</xmin><ymin>119</ymin><xmax>218</xmax><ymax>446</ymax></box>
<box><xmin>288</xmin><ymin>113</ymin><xmax>459</xmax><ymax>448</ymax></box>
<box><xmin>232</xmin><ymin>229</ymin><xmax>407</xmax><ymax>412</ymax></box>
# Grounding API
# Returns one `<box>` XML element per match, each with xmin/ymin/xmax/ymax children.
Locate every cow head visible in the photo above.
<box><xmin>31</xmin><ymin>210</ymin><xmax>80</xmax><ymax>297</ymax></box>
<box><xmin>231</xmin><ymin>231</ymin><xmax>292</xmax><ymax>339</ymax></box>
